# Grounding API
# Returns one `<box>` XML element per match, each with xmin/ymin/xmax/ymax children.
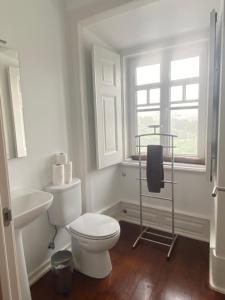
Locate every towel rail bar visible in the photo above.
<box><xmin>136</xmin><ymin>145</ymin><xmax>175</xmax><ymax>149</ymax></box>
<box><xmin>137</xmin><ymin>178</ymin><xmax>177</xmax><ymax>184</ymax></box>
<box><xmin>141</xmin><ymin>194</ymin><xmax>172</xmax><ymax>201</ymax></box>
<box><xmin>139</xmin><ymin>237</ymin><xmax>171</xmax><ymax>247</ymax></box>
<box><xmin>144</xmin><ymin>231</ymin><xmax>174</xmax><ymax>240</ymax></box>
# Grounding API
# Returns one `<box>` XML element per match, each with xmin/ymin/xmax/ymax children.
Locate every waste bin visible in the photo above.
<box><xmin>51</xmin><ymin>250</ymin><xmax>73</xmax><ymax>295</ymax></box>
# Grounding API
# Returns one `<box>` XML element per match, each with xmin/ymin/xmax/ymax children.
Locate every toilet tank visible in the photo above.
<box><xmin>45</xmin><ymin>178</ymin><xmax>82</xmax><ymax>226</ymax></box>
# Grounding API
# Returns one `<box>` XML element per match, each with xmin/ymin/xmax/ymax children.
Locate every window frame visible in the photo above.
<box><xmin>126</xmin><ymin>41</ymin><xmax>208</xmax><ymax>162</ymax></box>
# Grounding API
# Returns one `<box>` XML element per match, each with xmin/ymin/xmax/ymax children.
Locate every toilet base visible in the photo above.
<box><xmin>79</xmin><ymin>249</ymin><xmax>112</xmax><ymax>278</ymax></box>
<box><xmin>71</xmin><ymin>237</ymin><xmax>113</xmax><ymax>278</ymax></box>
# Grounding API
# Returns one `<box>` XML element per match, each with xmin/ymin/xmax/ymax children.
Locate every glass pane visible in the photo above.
<box><xmin>150</xmin><ymin>88</ymin><xmax>160</xmax><ymax>104</ymax></box>
<box><xmin>171</xmin><ymin>102</ymin><xmax>199</xmax><ymax>108</ymax></box>
<box><xmin>136</xmin><ymin>64</ymin><xmax>160</xmax><ymax>85</ymax></box>
<box><xmin>137</xmin><ymin>111</ymin><xmax>160</xmax><ymax>146</ymax></box>
<box><xmin>170</xmin><ymin>86</ymin><xmax>183</xmax><ymax>102</ymax></box>
<box><xmin>171</xmin><ymin>109</ymin><xmax>198</xmax><ymax>156</ymax></box>
<box><xmin>138</xmin><ymin>105</ymin><xmax>160</xmax><ymax>111</ymax></box>
<box><xmin>171</xmin><ymin>56</ymin><xmax>199</xmax><ymax>80</ymax></box>
<box><xmin>137</xmin><ymin>90</ymin><xmax>147</xmax><ymax>105</ymax></box>
<box><xmin>186</xmin><ymin>83</ymin><xmax>199</xmax><ymax>100</ymax></box>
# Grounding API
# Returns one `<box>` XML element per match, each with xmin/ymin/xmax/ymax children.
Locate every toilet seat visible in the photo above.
<box><xmin>68</xmin><ymin>213</ymin><xmax>120</xmax><ymax>240</ymax></box>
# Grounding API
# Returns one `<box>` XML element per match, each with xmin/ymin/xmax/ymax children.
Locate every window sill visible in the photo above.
<box><xmin>121</xmin><ymin>159</ymin><xmax>206</xmax><ymax>173</ymax></box>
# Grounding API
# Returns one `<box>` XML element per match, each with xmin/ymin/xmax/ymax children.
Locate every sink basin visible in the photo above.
<box><xmin>11</xmin><ymin>189</ymin><xmax>53</xmax><ymax>229</ymax></box>
<box><xmin>11</xmin><ymin>189</ymin><xmax>53</xmax><ymax>300</ymax></box>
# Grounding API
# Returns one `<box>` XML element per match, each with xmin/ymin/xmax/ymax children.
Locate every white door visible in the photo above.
<box><xmin>92</xmin><ymin>45</ymin><xmax>123</xmax><ymax>169</ymax></box>
<box><xmin>209</xmin><ymin>1</ymin><xmax>225</xmax><ymax>293</ymax></box>
<box><xmin>207</xmin><ymin>9</ymin><xmax>219</xmax><ymax>182</ymax></box>
<box><xmin>214</xmin><ymin>2</ymin><xmax>225</xmax><ymax>258</ymax></box>
<box><xmin>0</xmin><ymin>97</ymin><xmax>21</xmax><ymax>299</ymax></box>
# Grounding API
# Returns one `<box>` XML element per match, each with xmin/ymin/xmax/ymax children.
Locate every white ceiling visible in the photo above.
<box><xmin>86</xmin><ymin>0</ymin><xmax>221</xmax><ymax>51</ymax></box>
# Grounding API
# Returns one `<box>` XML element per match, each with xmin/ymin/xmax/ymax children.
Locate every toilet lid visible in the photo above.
<box><xmin>69</xmin><ymin>213</ymin><xmax>120</xmax><ymax>239</ymax></box>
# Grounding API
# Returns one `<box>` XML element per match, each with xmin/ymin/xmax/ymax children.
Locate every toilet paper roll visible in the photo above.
<box><xmin>52</xmin><ymin>164</ymin><xmax>64</xmax><ymax>186</ymax></box>
<box><xmin>55</xmin><ymin>152</ymin><xmax>68</xmax><ymax>165</ymax></box>
<box><xmin>64</xmin><ymin>161</ymin><xmax>72</xmax><ymax>184</ymax></box>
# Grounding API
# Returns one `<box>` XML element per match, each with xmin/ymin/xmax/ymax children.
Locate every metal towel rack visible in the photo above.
<box><xmin>132</xmin><ymin>125</ymin><xmax>178</xmax><ymax>259</ymax></box>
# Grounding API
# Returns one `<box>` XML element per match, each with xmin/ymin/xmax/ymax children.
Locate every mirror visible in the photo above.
<box><xmin>0</xmin><ymin>47</ymin><xmax>27</xmax><ymax>159</ymax></box>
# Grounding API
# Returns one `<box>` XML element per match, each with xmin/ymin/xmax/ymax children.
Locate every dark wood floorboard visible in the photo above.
<box><xmin>31</xmin><ymin>221</ymin><xmax>225</xmax><ymax>300</ymax></box>
<box><xmin>0</xmin><ymin>281</ymin><xmax>2</xmax><ymax>300</ymax></box>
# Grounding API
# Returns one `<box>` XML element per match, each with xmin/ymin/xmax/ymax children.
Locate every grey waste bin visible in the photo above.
<box><xmin>51</xmin><ymin>250</ymin><xmax>73</xmax><ymax>295</ymax></box>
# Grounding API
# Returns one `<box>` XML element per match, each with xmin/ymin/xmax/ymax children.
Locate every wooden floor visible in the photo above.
<box><xmin>0</xmin><ymin>281</ymin><xmax>2</xmax><ymax>300</ymax></box>
<box><xmin>31</xmin><ymin>221</ymin><xmax>225</xmax><ymax>300</ymax></box>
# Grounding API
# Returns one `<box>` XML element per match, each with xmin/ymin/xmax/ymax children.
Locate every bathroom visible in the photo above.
<box><xmin>0</xmin><ymin>0</ymin><xmax>225</xmax><ymax>299</ymax></box>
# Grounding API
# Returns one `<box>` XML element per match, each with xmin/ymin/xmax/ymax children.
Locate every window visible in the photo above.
<box><xmin>169</xmin><ymin>56</ymin><xmax>200</xmax><ymax>156</ymax></box>
<box><xmin>171</xmin><ymin>56</ymin><xmax>199</xmax><ymax>80</ymax></box>
<box><xmin>135</xmin><ymin>63</ymin><xmax>161</xmax><ymax>146</ymax></box>
<box><xmin>128</xmin><ymin>44</ymin><xmax>207</xmax><ymax>162</ymax></box>
<box><xmin>136</xmin><ymin>64</ymin><xmax>160</xmax><ymax>85</ymax></box>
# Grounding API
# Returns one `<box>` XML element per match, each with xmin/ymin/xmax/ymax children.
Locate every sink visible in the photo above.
<box><xmin>11</xmin><ymin>189</ymin><xmax>53</xmax><ymax>300</ymax></box>
<box><xmin>12</xmin><ymin>189</ymin><xmax>53</xmax><ymax>229</ymax></box>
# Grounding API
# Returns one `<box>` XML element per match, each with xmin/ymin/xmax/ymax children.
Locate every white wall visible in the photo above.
<box><xmin>120</xmin><ymin>165</ymin><xmax>213</xmax><ymax>218</ymax></box>
<box><xmin>0</xmin><ymin>0</ymin><xmax>71</xmax><ymax>275</ymax></box>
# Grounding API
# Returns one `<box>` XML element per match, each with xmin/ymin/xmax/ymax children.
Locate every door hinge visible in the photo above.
<box><xmin>3</xmin><ymin>208</ymin><xmax>12</xmax><ymax>227</ymax></box>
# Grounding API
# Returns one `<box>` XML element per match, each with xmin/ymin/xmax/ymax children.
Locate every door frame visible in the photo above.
<box><xmin>0</xmin><ymin>96</ymin><xmax>21</xmax><ymax>300</ymax></box>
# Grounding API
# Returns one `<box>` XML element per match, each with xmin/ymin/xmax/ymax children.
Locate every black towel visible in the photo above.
<box><xmin>146</xmin><ymin>145</ymin><xmax>164</xmax><ymax>193</ymax></box>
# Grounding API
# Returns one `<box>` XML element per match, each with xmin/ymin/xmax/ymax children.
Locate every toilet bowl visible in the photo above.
<box><xmin>45</xmin><ymin>179</ymin><xmax>120</xmax><ymax>279</ymax></box>
<box><xmin>67</xmin><ymin>213</ymin><xmax>120</xmax><ymax>278</ymax></box>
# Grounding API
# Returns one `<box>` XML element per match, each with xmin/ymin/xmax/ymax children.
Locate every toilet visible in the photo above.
<box><xmin>45</xmin><ymin>178</ymin><xmax>120</xmax><ymax>279</ymax></box>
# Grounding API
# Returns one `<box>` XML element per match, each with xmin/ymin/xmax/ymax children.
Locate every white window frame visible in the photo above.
<box><xmin>126</xmin><ymin>41</ymin><xmax>208</xmax><ymax>161</ymax></box>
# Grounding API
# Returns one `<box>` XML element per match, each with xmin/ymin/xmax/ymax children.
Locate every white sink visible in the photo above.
<box><xmin>12</xmin><ymin>189</ymin><xmax>53</xmax><ymax>229</ymax></box>
<box><xmin>11</xmin><ymin>189</ymin><xmax>53</xmax><ymax>300</ymax></box>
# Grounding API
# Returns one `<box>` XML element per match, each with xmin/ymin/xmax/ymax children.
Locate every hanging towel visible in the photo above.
<box><xmin>146</xmin><ymin>145</ymin><xmax>164</xmax><ymax>193</ymax></box>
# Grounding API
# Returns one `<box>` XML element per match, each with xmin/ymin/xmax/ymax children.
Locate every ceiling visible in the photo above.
<box><xmin>86</xmin><ymin>0</ymin><xmax>221</xmax><ymax>51</ymax></box>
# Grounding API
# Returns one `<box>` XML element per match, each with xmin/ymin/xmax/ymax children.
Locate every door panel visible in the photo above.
<box><xmin>207</xmin><ymin>10</ymin><xmax>218</xmax><ymax>181</ymax></box>
<box><xmin>92</xmin><ymin>45</ymin><xmax>123</xmax><ymax>169</ymax></box>
<box><xmin>215</xmin><ymin>4</ymin><xmax>225</xmax><ymax>256</ymax></box>
<box><xmin>102</xmin><ymin>96</ymin><xmax>117</xmax><ymax>153</ymax></box>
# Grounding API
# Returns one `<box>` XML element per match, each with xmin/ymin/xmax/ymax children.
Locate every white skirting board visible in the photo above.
<box><xmin>119</xmin><ymin>201</ymin><xmax>210</xmax><ymax>242</ymax></box>
<box><xmin>28</xmin><ymin>243</ymin><xmax>71</xmax><ymax>286</ymax></box>
<box><xmin>97</xmin><ymin>201</ymin><xmax>122</xmax><ymax>219</ymax></box>
<box><xmin>101</xmin><ymin>200</ymin><xmax>209</xmax><ymax>242</ymax></box>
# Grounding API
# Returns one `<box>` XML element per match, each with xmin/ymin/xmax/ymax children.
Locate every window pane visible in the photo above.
<box><xmin>171</xmin><ymin>102</ymin><xmax>199</xmax><ymax>109</ymax></box>
<box><xmin>171</xmin><ymin>56</ymin><xmax>199</xmax><ymax>80</ymax></box>
<box><xmin>186</xmin><ymin>83</ymin><xmax>199</xmax><ymax>100</ymax></box>
<box><xmin>137</xmin><ymin>111</ymin><xmax>160</xmax><ymax>146</ymax></box>
<box><xmin>136</xmin><ymin>64</ymin><xmax>160</xmax><ymax>85</ymax></box>
<box><xmin>137</xmin><ymin>90</ymin><xmax>147</xmax><ymax>105</ymax></box>
<box><xmin>171</xmin><ymin>109</ymin><xmax>198</xmax><ymax>156</ymax></box>
<box><xmin>170</xmin><ymin>86</ymin><xmax>183</xmax><ymax>102</ymax></box>
<box><xmin>138</xmin><ymin>105</ymin><xmax>160</xmax><ymax>111</ymax></box>
<box><xmin>150</xmin><ymin>88</ymin><xmax>160</xmax><ymax>104</ymax></box>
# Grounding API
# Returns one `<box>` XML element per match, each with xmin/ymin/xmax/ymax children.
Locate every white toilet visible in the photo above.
<box><xmin>45</xmin><ymin>178</ymin><xmax>120</xmax><ymax>278</ymax></box>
